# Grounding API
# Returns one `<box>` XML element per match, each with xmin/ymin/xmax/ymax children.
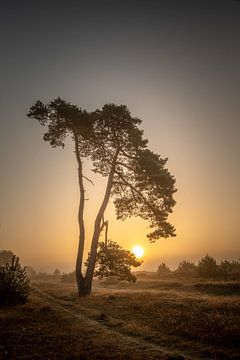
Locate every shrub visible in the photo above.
<box><xmin>219</xmin><ymin>260</ymin><xmax>240</xmax><ymax>280</ymax></box>
<box><xmin>53</xmin><ymin>269</ymin><xmax>61</xmax><ymax>277</ymax></box>
<box><xmin>198</xmin><ymin>254</ymin><xmax>219</xmax><ymax>278</ymax></box>
<box><xmin>157</xmin><ymin>262</ymin><xmax>171</xmax><ymax>276</ymax></box>
<box><xmin>177</xmin><ymin>260</ymin><xmax>197</xmax><ymax>274</ymax></box>
<box><xmin>0</xmin><ymin>256</ymin><xmax>30</xmax><ymax>305</ymax></box>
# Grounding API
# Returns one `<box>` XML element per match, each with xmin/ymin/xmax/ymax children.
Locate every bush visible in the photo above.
<box><xmin>198</xmin><ymin>254</ymin><xmax>219</xmax><ymax>278</ymax></box>
<box><xmin>157</xmin><ymin>262</ymin><xmax>171</xmax><ymax>276</ymax></box>
<box><xmin>219</xmin><ymin>260</ymin><xmax>240</xmax><ymax>280</ymax></box>
<box><xmin>0</xmin><ymin>256</ymin><xmax>31</xmax><ymax>305</ymax></box>
<box><xmin>177</xmin><ymin>260</ymin><xmax>197</xmax><ymax>274</ymax></box>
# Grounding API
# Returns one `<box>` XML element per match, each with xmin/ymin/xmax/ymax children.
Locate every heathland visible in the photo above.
<box><xmin>0</xmin><ymin>274</ymin><xmax>239</xmax><ymax>360</ymax></box>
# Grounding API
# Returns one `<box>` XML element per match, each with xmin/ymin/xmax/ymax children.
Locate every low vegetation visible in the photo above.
<box><xmin>156</xmin><ymin>254</ymin><xmax>240</xmax><ymax>280</ymax></box>
<box><xmin>0</xmin><ymin>256</ymin><xmax>30</xmax><ymax>305</ymax></box>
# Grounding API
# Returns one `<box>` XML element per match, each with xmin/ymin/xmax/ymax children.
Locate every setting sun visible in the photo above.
<box><xmin>132</xmin><ymin>246</ymin><xmax>144</xmax><ymax>258</ymax></box>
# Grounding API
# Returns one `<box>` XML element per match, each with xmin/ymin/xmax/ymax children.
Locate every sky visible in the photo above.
<box><xmin>0</xmin><ymin>0</ymin><xmax>240</xmax><ymax>272</ymax></box>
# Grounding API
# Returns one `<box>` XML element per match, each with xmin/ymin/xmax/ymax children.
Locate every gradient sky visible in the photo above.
<box><xmin>0</xmin><ymin>0</ymin><xmax>240</xmax><ymax>272</ymax></box>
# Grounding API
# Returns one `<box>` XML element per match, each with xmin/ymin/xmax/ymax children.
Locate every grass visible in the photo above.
<box><xmin>0</xmin><ymin>277</ymin><xmax>240</xmax><ymax>359</ymax></box>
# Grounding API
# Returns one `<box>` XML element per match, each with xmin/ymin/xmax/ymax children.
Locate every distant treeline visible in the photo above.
<box><xmin>157</xmin><ymin>255</ymin><xmax>240</xmax><ymax>280</ymax></box>
<box><xmin>1</xmin><ymin>251</ymin><xmax>239</xmax><ymax>282</ymax></box>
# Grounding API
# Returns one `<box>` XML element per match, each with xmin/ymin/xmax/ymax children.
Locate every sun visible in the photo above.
<box><xmin>132</xmin><ymin>246</ymin><xmax>144</xmax><ymax>258</ymax></box>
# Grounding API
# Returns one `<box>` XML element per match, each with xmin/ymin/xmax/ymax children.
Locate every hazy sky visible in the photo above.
<box><xmin>0</xmin><ymin>0</ymin><xmax>240</xmax><ymax>272</ymax></box>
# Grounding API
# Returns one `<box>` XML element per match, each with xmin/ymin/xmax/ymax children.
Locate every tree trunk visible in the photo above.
<box><xmin>83</xmin><ymin>148</ymin><xmax>119</xmax><ymax>295</ymax></box>
<box><xmin>73</xmin><ymin>134</ymin><xmax>86</xmax><ymax>296</ymax></box>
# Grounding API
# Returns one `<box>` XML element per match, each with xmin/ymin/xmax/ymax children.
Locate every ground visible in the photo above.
<box><xmin>0</xmin><ymin>277</ymin><xmax>239</xmax><ymax>360</ymax></box>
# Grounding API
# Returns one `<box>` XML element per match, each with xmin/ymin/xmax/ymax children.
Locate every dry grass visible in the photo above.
<box><xmin>1</xmin><ymin>278</ymin><xmax>240</xmax><ymax>359</ymax></box>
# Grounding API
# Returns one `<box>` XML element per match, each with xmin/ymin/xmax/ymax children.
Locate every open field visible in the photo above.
<box><xmin>0</xmin><ymin>278</ymin><xmax>240</xmax><ymax>360</ymax></box>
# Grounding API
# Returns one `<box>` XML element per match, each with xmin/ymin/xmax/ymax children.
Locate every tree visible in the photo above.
<box><xmin>0</xmin><ymin>256</ymin><xmax>30</xmax><ymax>305</ymax></box>
<box><xmin>85</xmin><ymin>240</ymin><xmax>142</xmax><ymax>283</ymax></box>
<box><xmin>53</xmin><ymin>269</ymin><xmax>61</xmax><ymax>277</ymax></box>
<box><xmin>0</xmin><ymin>250</ymin><xmax>14</xmax><ymax>266</ymax></box>
<box><xmin>157</xmin><ymin>262</ymin><xmax>171</xmax><ymax>276</ymax></box>
<box><xmin>198</xmin><ymin>254</ymin><xmax>218</xmax><ymax>278</ymax></box>
<box><xmin>28</xmin><ymin>98</ymin><xmax>176</xmax><ymax>296</ymax></box>
<box><xmin>177</xmin><ymin>260</ymin><xmax>196</xmax><ymax>274</ymax></box>
<box><xmin>219</xmin><ymin>259</ymin><xmax>240</xmax><ymax>280</ymax></box>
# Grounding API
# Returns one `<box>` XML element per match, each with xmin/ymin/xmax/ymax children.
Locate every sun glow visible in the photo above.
<box><xmin>132</xmin><ymin>246</ymin><xmax>144</xmax><ymax>258</ymax></box>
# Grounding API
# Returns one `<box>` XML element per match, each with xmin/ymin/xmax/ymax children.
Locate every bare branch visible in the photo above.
<box><xmin>83</xmin><ymin>175</ymin><xmax>94</xmax><ymax>185</ymax></box>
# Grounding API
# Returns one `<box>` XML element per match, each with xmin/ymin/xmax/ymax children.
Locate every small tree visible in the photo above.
<box><xmin>177</xmin><ymin>260</ymin><xmax>196</xmax><ymax>274</ymax></box>
<box><xmin>157</xmin><ymin>262</ymin><xmax>171</xmax><ymax>276</ymax></box>
<box><xmin>198</xmin><ymin>254</ymin><xmax>218</xmax><ymax>278</ymax></box>
<box><xmin>0</xmin><ymin>256</ymin><xmax>30</xmax><ymax>305</ymax></box>
<box><xmin>53</xmin><ymin>269</ymin><xmax>61</xmax><ymax>277</ymax></box>
<box><xmin>219</xmin><ymin>259</ymin><xmax>240</xmax><ymax>280</ymax></box>
<box><xmin>85</xmin><ymin>240</ymin><xmax>142</xmax><ymax>283</ymax></box>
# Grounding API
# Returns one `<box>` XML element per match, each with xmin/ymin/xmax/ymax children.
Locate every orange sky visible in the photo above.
<box><xmin>0</xmin><ymin>1</ymin><xmax>240</xmax><ymax>272</ymax></box>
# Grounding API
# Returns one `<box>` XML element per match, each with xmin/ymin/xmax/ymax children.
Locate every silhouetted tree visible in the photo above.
<box><xmin>177</xmin><ymin>260</ymin><xmax>196</xmax><ymax>274</ymax></box>
<box><xmin>0</xmin><ymin>256</ymin><xmax>30</xmax><ymax>305</ymax></box>
<box><xmin>28</xmin><ymin>98</ymin><xmax>176</xmax><ymax>296</ymax></box>
<box><xmin>219</xmin><ymin>259</ymin><xmax>240</xmax><ymax>280</ymax></box>
<box><xmin>0</xmin><ymin>250</ymin><xmax>14</xmax><ymax>266</ymax></box>
<box><xmin>198</xmin><ymin>254</ymin><xmax>218</xmax><ymax>278</ymax></box>
<box><xmin>53</xmin><ymin>269</ymin><xmax>61</xmax><ymax>277</ymax></box>
<box><xmin>85</xmin><ymin>240</ymin><xmax>142</xmax><ymax>283</ymax></box>
<box><xmin>157</xmin><ymin>262</ymin><xmax>171</xmax><ymax>276</ymax></box>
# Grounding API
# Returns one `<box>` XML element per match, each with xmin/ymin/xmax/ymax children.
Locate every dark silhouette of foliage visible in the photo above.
<box><xmin>219</xmin><ymin>259</ymin><xmax>240</xmax><ymax>280</ymax></box>
<box><xmin>177</xmin><ymin>260</ymin><xmax>197</xmax><ymax>274</ymax></box>
<box><xmin>157</xmin><ymin>262</ymin><xmax>171</xmax><ymax>276</ymax></box>
<box><xmin>85</xmin><ymin>240</ymin><xmax>142</xmax><ymax>283</ymax></box>
<box><xmin>198</xmin><ymin>254</ymin><xmax>219</xmax><ymax>278</ymax></box>
<box><xmin>0</xmin><ymin>256</ymin><xmax>30</xmax><ymax>305</ymax></box>
<box><xmin>0</xmin><ymin>250</ymin><xmax>14</xmax><ymax>266</ymax></box>
<box><xmin>28</xmin><ymin>98</ymin><xmax>176</xmax><ymax>295</ymax></box>
<box><xmin>155</xmin><ymin>256</ymin><xmax>240</xmax><ymax>281</ymax></box>
<box><xmin>53</xmin><ymin>269</ymin><xmax>61</xmax><ymax>277</ymax></box>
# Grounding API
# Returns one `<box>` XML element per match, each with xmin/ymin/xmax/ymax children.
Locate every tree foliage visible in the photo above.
<box><xmin>177</xmin><ymin>260</ymin><xmax>196</xmax><ymax>274</ymax></box>
<box><xmin>0</xmin><ymin>256</ymin><xmax>30</xmax><ymax>305</ymax></box>
<box><xmin>157</xmin><ymin>262</ymin><xmax>171</xmax><ymax>276</ymax></box>
<box><xmin>85</xmin><ymin>240</ymin><xmax>142</xmax><ymax>283</ymax></box>
<box><xmin>198</xmin><ymin>254</ymin><xmax>218</xmax><ymax>278</ymax></box>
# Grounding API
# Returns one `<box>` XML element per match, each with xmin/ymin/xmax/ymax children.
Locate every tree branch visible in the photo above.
<box><xmin>119</xmin><ymin>149</ymin><xmax>138</xmax><ymax>161</ymax></box>
<box><xmin>114</xmin><ymin>171</ymin><xmax>157</xmax><ymax>215</ymax></box>
<box><xmin>82</xmin><ymin>175</ymin><xmax>94</xmax><ymax>185</ymax></box>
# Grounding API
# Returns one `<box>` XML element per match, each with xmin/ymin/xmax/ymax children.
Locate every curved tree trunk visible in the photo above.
<box><xmin>74</xmin><ymin>137</ymin><xmax>119</xmax><ymax>296</ymax></box>
<box><xmin>73</xmin><ymin>134</ymin><xmax>86</xmax><ymax>295</ymax></box>
<box><xmin>84</xmin><ymin>148</ymin><xmax>119</xmax><ymax>295</ymax></box>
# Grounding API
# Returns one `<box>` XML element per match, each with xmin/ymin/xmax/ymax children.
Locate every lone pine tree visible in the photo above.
<box><xmin>28</xmin><ymin>98</ymin><xmax>176</xmax><ymax>296</ymax></box>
